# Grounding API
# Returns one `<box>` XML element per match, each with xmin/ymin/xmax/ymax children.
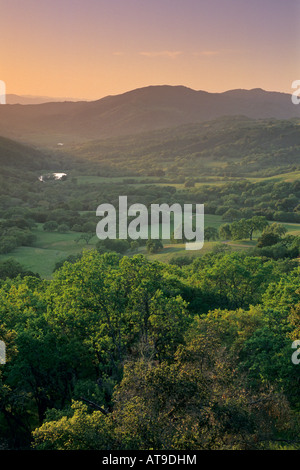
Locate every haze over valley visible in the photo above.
<box><xmin>0</xmin><ymin>85</ymin><xmax>299</xmax><ymax>146</ymax></box>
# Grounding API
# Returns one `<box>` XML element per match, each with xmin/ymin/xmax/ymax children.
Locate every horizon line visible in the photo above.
<box><xmin>5</xmin><ymin>84</ymin><xmax>293</xmax><ymax>105</ymax></box>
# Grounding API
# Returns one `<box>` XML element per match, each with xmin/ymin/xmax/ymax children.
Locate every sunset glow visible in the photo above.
<box><xmin>1</xmin><ymin>0</ymin><xmax>299</xmax><ymax>99</ymax></box>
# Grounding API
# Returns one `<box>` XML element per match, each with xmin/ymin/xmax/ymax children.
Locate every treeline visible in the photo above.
<box><xmin>0</xmin><ymin>172</ymin><xmax>299</xmax><ymax>256</ymax></box>
<box><xmin>1</xmin><ymin>172</ymin><xmax>300</xmax><ymax>221</ymax></box>
<box><xmin>218</xmin><ymin>220</ymin><xmax>300</xmax><ymax>260</ymax></box>
<box><xmin>65</xmin><ymin>117</ymin><xmax>300</xmax><ymax>178</ymax></box>
<box><xmin>0</xmin><ymin>250</ymin><xmax>299</xmax><ymax>450</ymax></box>
<box><xmin>180</xmin><ymin>179</ymin><xmax>300</xmax><ymax>223</ymax></box>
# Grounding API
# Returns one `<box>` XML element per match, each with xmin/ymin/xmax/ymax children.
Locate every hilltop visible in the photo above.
<box><xmin>0</xmin><ymin>85</ymin><xmax>299</xmax><ymax>145</ymax></box>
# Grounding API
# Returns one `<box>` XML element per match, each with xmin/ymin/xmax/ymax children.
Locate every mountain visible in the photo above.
<box><xmin>0</xmin><ymin>86</ymin><xmax>299</xmax><ymax>145</ymax></box>
<box><xmin>0</xmin><ymin>135</ymin><xmax>53</xmax><ymax>170</ymax></box>
<box><xmin>6</xmin><ymin>94</ymin><xmax>82</xmax><ymax>105</ymax></box>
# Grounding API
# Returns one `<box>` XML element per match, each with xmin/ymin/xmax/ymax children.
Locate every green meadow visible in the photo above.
<box><xmin>0</xmin><ymin>214</ymin><xmax>298</xmax><ymax>278</ymax></box>
<box><xmin>0</xmin><ymin>225</ymin><xmax>97</xmax><ymax>278</ymax></box>
<box><xmin>74</xmin><ymin>169</ymin><xmax>300</xmax><ymax>191</ymax></box>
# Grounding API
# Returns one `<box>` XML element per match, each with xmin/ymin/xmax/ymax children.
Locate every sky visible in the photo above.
<box><xmin>1</xmin><ymin>0</ymin><xmax>299</xmax><ymax>100</ymax></box>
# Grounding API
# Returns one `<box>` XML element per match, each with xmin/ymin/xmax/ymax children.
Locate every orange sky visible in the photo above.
<box><xmin>1</xmin><ymin>0</ymin><xmax>299</xmax><ymax>100</ymax></box>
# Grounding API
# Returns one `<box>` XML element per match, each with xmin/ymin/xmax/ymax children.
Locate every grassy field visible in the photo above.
<box><xmin>76</xmin><ymin>175</ymin><xmax>147</xmax><ymax>184</ymax></box>
<box><xmin>281</xmin><ymin>222</ymin><xmax>300</xmax><ymax>236</ymax></box>
<box><xmin>76</xmin><ymin>175</ymin><xmax>241</xmax><ymax>189</ymax></box>
<box><xmin>75</xmin><ymin>170</ymin><xmax>300</xmax><ymax>189</ymax></box>
<box><xmin>247</xmin><ymin>170</ymin><xmax>300</xmax><ymax>184</ymax></box>
<box><xmin>0</xmin><ymin>215</ymin><xmax>224</xmax><ymax>277</ymax></box>
<box><xmin>0</xmin><ymin>213</ymin><xmax>298</xmax><ymax>279</ymax></box>
<box><xmin>142</xmin><ymin>241</ymin><xmax>216</xmax><ymax>263</ymax></box>
<box><xmin>0</xmin><ymin>225</ymin><xmax>98</xmax><ymax>279</ymax></box>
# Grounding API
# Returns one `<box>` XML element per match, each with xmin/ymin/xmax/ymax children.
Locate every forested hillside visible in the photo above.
<box><xmin>0</xmin><ymin>136</ymin><xmax>51</xmax><ymax>170</ymax></box>
<box><xmin>0</xmin><ymin>251</ymin><xmax>299</xmax><ymax>450</ymax></box>
<box><xmin>65</xmin><ymin>117</ymin><xmax>300</xmax><ymax>178</ymax></box>
<box><xmin>0</xmin><ymin>114</ymin><xmax>299</xmax><ymax>450</ymax></box>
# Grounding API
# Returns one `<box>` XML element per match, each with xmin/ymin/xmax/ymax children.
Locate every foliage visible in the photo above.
<box><xmin>0</xmin><ymin>117</ymin><xmax>300</xmax><ymax>450</ymax></box>
<box><xmin>146</xmin><ymin>239</ymin><xmax>164</xmax><ymax>254</ymax></box>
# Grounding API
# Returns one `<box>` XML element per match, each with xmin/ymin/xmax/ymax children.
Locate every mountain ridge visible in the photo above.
<box><xmin>0</xmin><ymin>135</ymin><xmax>51</xmax><ymax>170</ymax></box>
<box><xmin>0</xmin><ymin>85</ymin><xmax>299</xmax><ymax>145</ymax></box>
<box><xmin>6</xmin><ymin>94</ymin><xmax>86</xmax><ymax>105</ymax></box>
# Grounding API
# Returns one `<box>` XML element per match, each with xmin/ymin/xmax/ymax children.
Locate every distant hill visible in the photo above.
<box><xmin>65</xmin><ymin>116</ymin><xmax>300</xmax><ymax>178</ymax></box>
<box><xmin>6</xmin><ymin>94</ymin><xmax>82</xmax><ymax>105</ymax></box>
<box><xmin>0</xmin><ymin>85</ymin><xmax>299</xmax><ymax>145</ymax></box>
<box><xmin>0</xmin><ymin>135</ymin><xmax>52</xmax><ymax>170</ymax></box>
